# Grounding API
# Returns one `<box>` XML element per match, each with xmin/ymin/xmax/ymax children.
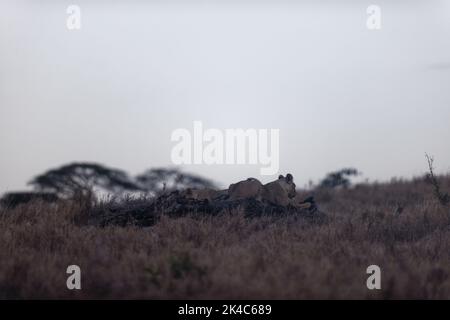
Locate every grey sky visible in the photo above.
<box><xmin>1</xmin><ymin>0</ymin><xmax>449</xmax><ymax>192</ymax></box>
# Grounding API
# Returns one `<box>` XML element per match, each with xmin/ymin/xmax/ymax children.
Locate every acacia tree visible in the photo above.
<box><xmin>318</xmin><ymin>168</ymin><xmax>360</xmax><ymax>189</ymax></box>
<box><xmin>29</xmin><ymin>163</ymin><xmax>141</xmax><ymax>198</ymax></box>
<box><xmin>136</xmin><ymin>168</ymin><xmax>217</xmax><ymax>194</ymax></box>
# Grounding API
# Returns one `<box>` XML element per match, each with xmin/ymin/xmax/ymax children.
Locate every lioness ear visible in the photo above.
<box><xmin>278</xmin><ymin>175</ymin><xmax>284</xmax><ymax>179</ymax></box>
<box><xmin>286</xmin><ymin>173</ymin><xmax>293</xmax><ymax>182</ymax></box>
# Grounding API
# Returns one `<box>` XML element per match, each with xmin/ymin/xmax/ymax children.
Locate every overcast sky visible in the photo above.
<box><xmin>1</xmin><ymin>0</ymin><xmax>449</xmax><ymax>192</ymax></box>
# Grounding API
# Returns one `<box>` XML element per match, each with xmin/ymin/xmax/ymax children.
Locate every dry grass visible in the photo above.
<box><xmin>1</xmin><ymin>176</ymin><xmax>450</xmax><ymax>299</ymax></box>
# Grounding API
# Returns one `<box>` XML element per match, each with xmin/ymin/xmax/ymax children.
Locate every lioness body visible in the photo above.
<box><xmin>228</xmin><ymin>178</ymin><xmax>263</xmax><ymax>201</ymax></box>
<box><xmin>228</xmin><ymin>174</ymin><xmax>297</xmax><ymax>207</ymax></box>
<box><xmin>182</xmin><ymin>188</ymin><xmax>227</xmax><ymax>202</ymax></box>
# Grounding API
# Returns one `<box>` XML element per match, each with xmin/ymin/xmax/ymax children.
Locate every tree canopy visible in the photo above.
<box><xmin>29</xmin><ymin>163</ymin><xmax>141</xmax><ymax>197</ymax></box>
<box><xmin>136</xmin><ymin>168</ymin><xmax>217</xmax><ymax>194</ymax></box>
<box><xmin>29</xmin><ymin>163</ymin><xmax>218</xmax><ymax>198</ymax></box>
<box><xmin>318</xmin><ymin>168</ymin><xmax>360</xmax><ymax>189</ymax></box>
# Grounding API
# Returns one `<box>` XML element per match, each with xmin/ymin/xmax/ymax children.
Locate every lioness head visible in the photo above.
<box><xmin>277</xmin><ymin>173</ymin><xmax>296</xmax><ymax>198</ymax></box>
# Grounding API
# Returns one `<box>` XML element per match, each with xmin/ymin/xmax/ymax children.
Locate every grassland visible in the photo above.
<box><xmin>0</xmin><ymin>176</ymin><xmax>449</xmax><ymax>299</ymax></box>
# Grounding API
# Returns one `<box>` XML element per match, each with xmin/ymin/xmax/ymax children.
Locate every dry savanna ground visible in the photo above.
<box><xmin>1</xmin><ymin>176</ymin><xmax>450</xmax><ymax>299</ymax></box>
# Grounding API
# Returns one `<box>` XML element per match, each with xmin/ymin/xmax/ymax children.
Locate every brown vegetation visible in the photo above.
<box><xmin>0</xmin><ymin>176</ymin><xmax>450</xmax><ymax>299</ymax></box>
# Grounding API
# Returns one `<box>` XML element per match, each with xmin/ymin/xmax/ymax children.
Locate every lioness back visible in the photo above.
<box><xmin>228</xmin><ymin>178</ymin><xmax>263</xmax><ymax>200</ymax></box>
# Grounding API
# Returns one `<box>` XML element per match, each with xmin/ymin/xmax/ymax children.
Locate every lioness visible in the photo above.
<box><xmin>176</xmin><ymin>174</ymin><xmax>315</xmax><ymax>211</ymax></box>
<box><xmin>262</xmin><ymin>174</ymin><xmax>297</xmax><ymax>207</ymax></box>
<box><xmin>228</xmin><ymin>174</ymin><xmax>298</xmax><ymax>207</ymax></box>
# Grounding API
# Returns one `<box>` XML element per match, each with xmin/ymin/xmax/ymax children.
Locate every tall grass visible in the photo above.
<box><xmin>0</xmin><ymin>176</ymin><xmax>449</xmax><ymax>299</ymax></box>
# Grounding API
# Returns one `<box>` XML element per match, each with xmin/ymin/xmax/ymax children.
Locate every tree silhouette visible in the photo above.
<box><xmin>136</xmin><ymin>168</ymin><xmax>217</xmax><ymax>194</ymax></box>
<box><xmin>29</xmin><ymin>163</ymin><xmax>141</xmax><ymax>198</ymax></box>
<box><xmin>318</xmin><ymin>168</ymin><xmax>360</xmax><ymax>189</ymax></box>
